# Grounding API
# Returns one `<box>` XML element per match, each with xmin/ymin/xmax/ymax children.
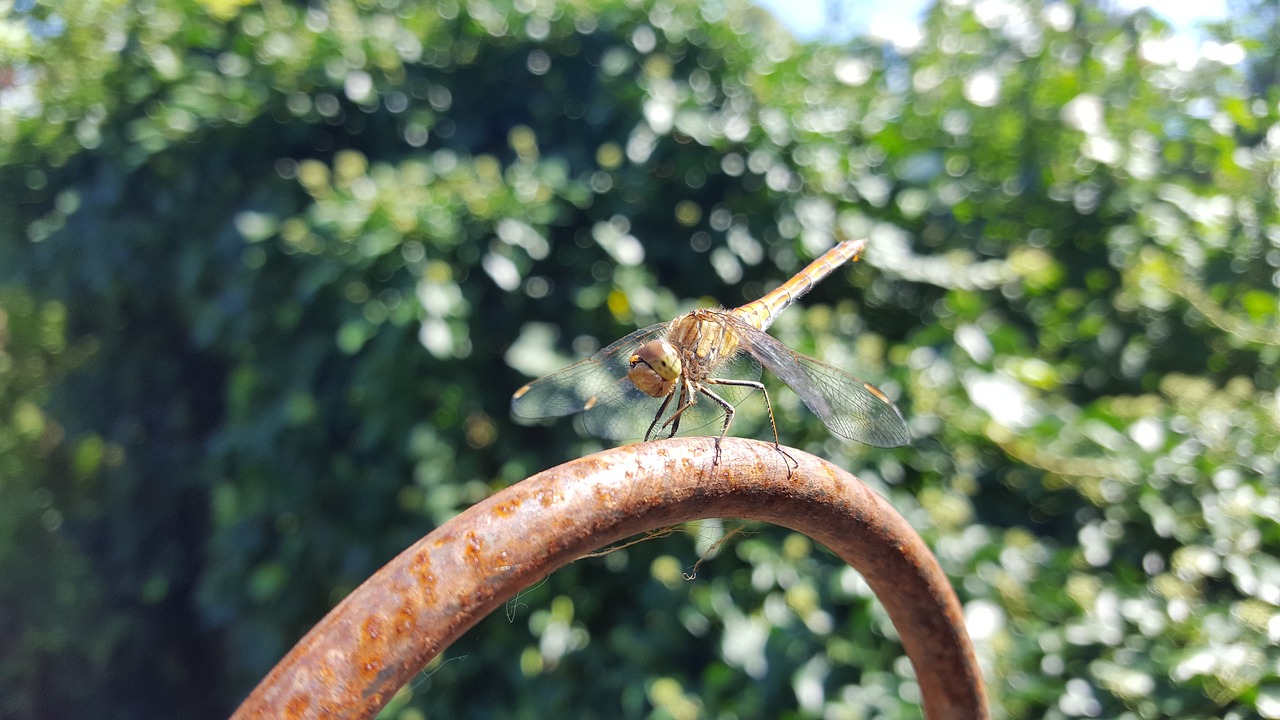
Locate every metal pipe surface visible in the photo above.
<box><xmin>230</xmin><ymin>437</ymin><xmax>988</xmax><ymax>719</ymax></box>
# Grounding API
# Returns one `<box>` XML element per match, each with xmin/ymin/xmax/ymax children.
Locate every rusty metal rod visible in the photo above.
<box><xmin>229</xmin><ymin>438</ymin><xmax>988</xmax><ymax>720</ymax></box>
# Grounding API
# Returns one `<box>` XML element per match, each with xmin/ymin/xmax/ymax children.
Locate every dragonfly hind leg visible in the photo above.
<box><xmin>705</xmin><ymin>378</ymin><xmax>799</xmax><ymax>473</ymax></box>
<box><xmin>694</xmin><ymin>383</ymin><xmax>736</xmax><ymax>466</ymax></box>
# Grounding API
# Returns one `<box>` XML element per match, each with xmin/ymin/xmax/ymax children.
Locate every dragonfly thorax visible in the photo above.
<box><xmin>627</xmin><ymin>339</ymin><xmax>681</xmax><ymax>398</ymax></box>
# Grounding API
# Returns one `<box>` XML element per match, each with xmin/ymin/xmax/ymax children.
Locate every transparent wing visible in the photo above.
<box><xmin>511</xmin><ymin>322</ymin><xmax>763</xmax><ymax>441</ymax></box>
<box><xmin>727</xmin><ymin>315</ymin><xmax>910</xmax><ymax>448</ymax></box>
<box><xmin>511</xmin><ymin>324</ymin><xmax>667</xmax><ymax>422</ymax></box>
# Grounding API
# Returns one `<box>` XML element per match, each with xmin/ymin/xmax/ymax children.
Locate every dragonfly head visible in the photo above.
<box><xmin>628</xmin><ymin>339</ymin><xmax>681</xmax><ymax>398</ymax></box>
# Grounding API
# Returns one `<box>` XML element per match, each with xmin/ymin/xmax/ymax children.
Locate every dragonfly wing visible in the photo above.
<box><xmin>729</xmin><ymin>318</ymin><xmax>910</xmax><ymax>448</ymax></box>
<box><xmin>710</xmin><ymin>350</ymin><xmax>764</xmax><ymax>385</ymax></box>
<box><xmin>579</xmin><ymin>375</ymin><xmax>666</xmax><ymax>440</ymax></box>
<box><xmin>511</xmin><ymin>324</ymin><xmax>667</xmax><ymax>420</ymax></box>
<box><xmin>787</xmin><ymin>355</ymin><xmax>910</xmax><ymax>447</ymax></box>
<box><xmin>513</xmin><ymin>323</ymin><xmax>713</xmax><ymax>440</ymax></box>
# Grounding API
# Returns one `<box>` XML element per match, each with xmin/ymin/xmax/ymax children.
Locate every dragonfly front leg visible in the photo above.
<box><xmin>661</xmin><ymin>378</ymin><xmax>697</xmax><ymax>438</ymax></box>
<box><xmin>644</xmin><ymin>390</ymin><xmax>676</xmax><ymax>442</ymax></box>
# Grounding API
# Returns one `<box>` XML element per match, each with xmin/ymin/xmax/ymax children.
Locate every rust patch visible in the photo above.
<box><xmin>493</xmin><ymin>499</ymin><xmax>521</xmax><ymax>517</ymax></box>
<box><xmin>283</xmin><ymin>694</ymin><xmax>310</xmax><ymax>719</ymax></box>
<box><xmin>408</xmin><ymin>549</ymin><xmax>430</xmax><ymax>576</ymax></box>
<box><xmin>362</xmin><ymin>615</ymin><xmax>384</xmax><ymax>641</ymax></box>
<box><xmin>353</xmin><ymin>616</ymin><xmax>390</xmax><ymax>686</ymax></box>
<box><xmin>358</xmin><ymin>655</ymin><xmax>384</xmax><ymax>680</ymax></box>
<box><xmin>463</xmin><ymin>530</ymin><xmax>484</xmax><ymax>565</ymax></box>
<box><xmin>407</xmin><ymin>549</ymin><xmax>437</xmax><ymax>605</ymax></box>
<box><xmin>593</xmin><ymin>482</ymin><xmax>615</xmax><ymax>506</ymax></box>
<box><xmin>394</xmin><ymin>600</ymin><xmax>417</xmax><ymax>634</ymax></box>
<box><xmin>537</xmin><ymin>489</ymin><xmax>556</xmax><ymax>507</ymax></box>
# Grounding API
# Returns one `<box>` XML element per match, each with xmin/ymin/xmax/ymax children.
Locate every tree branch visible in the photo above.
<box><xmin>229</xmin><ymin>438</ymin><xmax>987</xmax><ymax>719</ymax></box>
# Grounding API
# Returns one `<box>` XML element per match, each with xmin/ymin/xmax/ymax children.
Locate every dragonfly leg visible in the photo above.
<box><xmin>660</xmin><ymin>378</ymin><xmax>698</xmax><ymax>438</ymax></box>
<box><xmin>644</xmin><ymin>391</ymin><xmax>675</xmax><ymax>442</ymax></box>
<box><xmin>696</xmin><ymin>383</ymin><xmax>738</xmax><ymax>465</ymax></box>
<box><xmin>706</xmin><ymin>378</ymin><xmax>799</xmax><ymax>473</ymax></box>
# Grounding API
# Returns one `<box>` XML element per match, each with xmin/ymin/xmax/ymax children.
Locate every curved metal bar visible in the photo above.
<box><xmin>229</xmin><ymin>438</ymin><xmax>987</xmax><ymax>720</ymax></box>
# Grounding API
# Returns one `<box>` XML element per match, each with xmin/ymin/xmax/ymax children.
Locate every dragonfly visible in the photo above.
<box><xmin>510</xmin><ymin>238</ymin><xmax>910</xmax><ymax>460</ymax></box>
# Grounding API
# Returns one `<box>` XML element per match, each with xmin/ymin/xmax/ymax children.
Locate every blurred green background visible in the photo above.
<box><xmin>2</xmin><ymin>0</ymin><xmax>1278</xmax><ymax>718</ymax></box>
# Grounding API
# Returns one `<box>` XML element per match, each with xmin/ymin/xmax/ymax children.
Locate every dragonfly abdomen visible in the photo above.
<box><xmin>732</xmin><ymin>238</ymin><xmax>866</xmax><ymax>331</ymax></box>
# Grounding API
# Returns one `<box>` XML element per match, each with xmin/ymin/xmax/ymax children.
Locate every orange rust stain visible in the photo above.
<box><xmin>395</xmin><ymin>600</ymin><xmax>419</xmax><ymax>634</ymax></box>
<box><xmin>354</xmin><ymin>618</ymin><xmax>389</xmax><ymax>682</ymax></box>
<box><xmin>358</xmin><ymin>656</ymin><xmax>385</xmax><ymax>680</ymax></box>
<box><xmin>362</xmin><ymin>694</ymin><xmax>386</xmax><ymax>716</ymax></box>
<box><xmin>362</xmin><ymin>615</ymin><xmax>385</xmax><ymax>641</ymax></box>
<box><xmin>463</xmin><ymin>530</ymin><xmax>484</xmax><ymax>565</ymax></box>
<box><xmin>493</xmin><ymin>499</ymin><xmax>521</xmax><ymax>517</ymax></box>
<box><xmin>593</xmin><ymin>483</ymin><xmax>615</xmax><ymax>506</ymax></box>
<box><xmin>408</xmin><ymin>549</ymin><xmax>438</xmax><ymax>605</ymax></box>
<box><xmin>409</xmin><ymin>549</ymin><xmax>429</xmax><ymax>574</ymax></box>
<box><xmin>284</xmin><ymin>694</ymin><xmax>310</xmax><ymax>719</ymax></box>
<box><xmin>315</xmin><ymin>656</ymin><xmax>338</xmax><ymax>686</ymax></box>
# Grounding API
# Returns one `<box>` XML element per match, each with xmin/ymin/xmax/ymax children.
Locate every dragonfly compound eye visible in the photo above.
<box><xmin>627</xmin><ymin>339</ymin><xmax>681</xmax><ymax>398</ymax></box>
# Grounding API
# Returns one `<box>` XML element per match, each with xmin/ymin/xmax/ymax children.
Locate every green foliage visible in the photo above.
<box><xmin>0</xmin><ymin>286</ymin><xmax>117</xmax><ymax>718</ymax></box>
<box><xmin>1</xmin><ymin>0</ymin><xmax>1278</xmax><ymax>718</ymax></box>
